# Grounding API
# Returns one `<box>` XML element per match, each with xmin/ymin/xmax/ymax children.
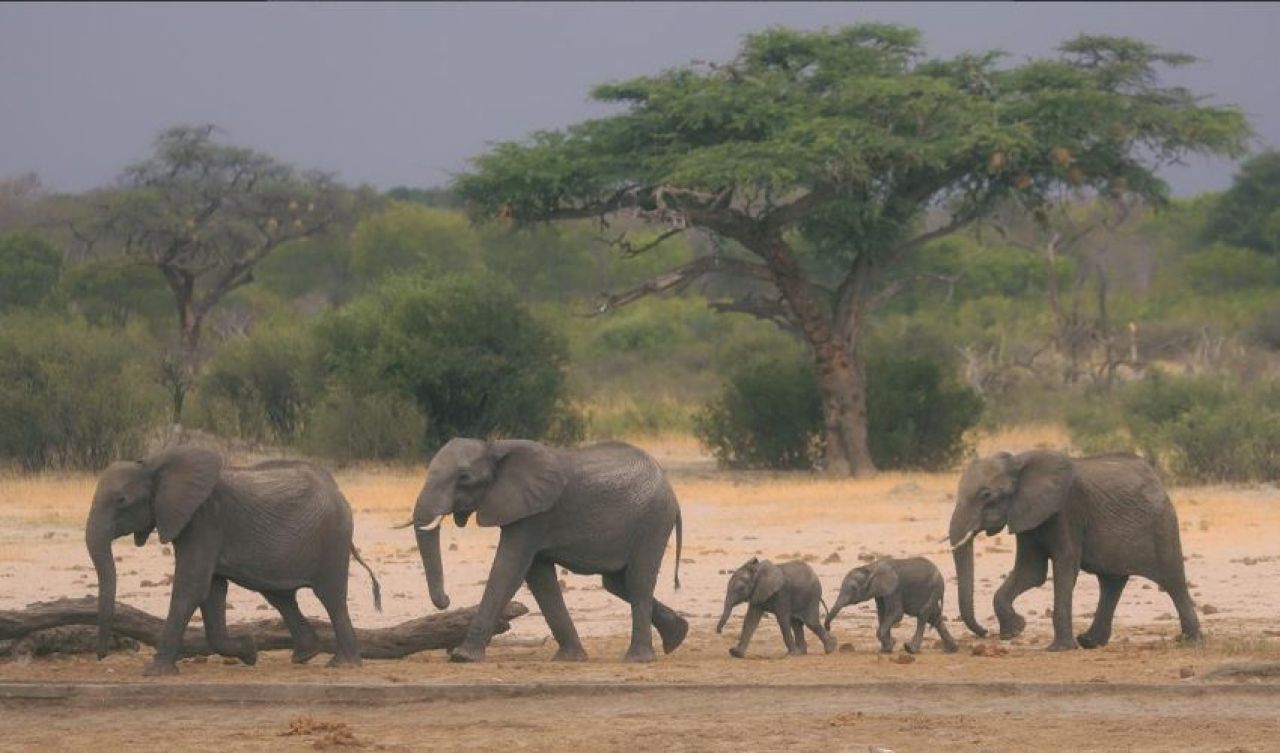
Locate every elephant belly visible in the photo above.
<box><xmin>540</xmin><ymin>544</ymin><xmax>629</xmax><ymax>576</ymax></box>
<box><xmin>1080</xmin><ymin>530</ymin><xmax>1161</xmax><ymax>579</ymax></box>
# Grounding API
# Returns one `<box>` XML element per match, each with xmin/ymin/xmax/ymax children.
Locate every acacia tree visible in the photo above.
<box><xmin>455</xmin><ymin>26</ymin><xmax>1249</xmax><ymax>476</ymax></box>
<box><xmin>75</xmin><ymin>125</ymin><xmax>365</xmax><ymax>420</ymax></box>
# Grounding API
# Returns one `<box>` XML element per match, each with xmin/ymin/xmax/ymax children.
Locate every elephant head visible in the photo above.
<box><xmin>824</xmin><ymin>561</ymin><xmax>898</xmax><ymax>630</ymax></box>
<box><xmin>84</xmin><ymin>447</ymin><xmax>223</xmax><ymax>659</ymax></box>
<box><xmin>411</xmin><ymin>438</ymin><xmax>567</xmax><ymax>611</ymax></box>
<box><xmin>715</xmin><ymin>557</ymin><xmax>785</xmax><ymax>633</ymax></box>
<box><xmin>949</xmin><ymin>450</ymin><xmax>1074</xmax><ymax>637</ymax></box>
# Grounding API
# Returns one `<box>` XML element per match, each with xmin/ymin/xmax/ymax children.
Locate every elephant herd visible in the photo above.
<box><xmin>84</xmin><ymin>439</ymin><xmax>1202</xmax><ymax>676</ymax></box>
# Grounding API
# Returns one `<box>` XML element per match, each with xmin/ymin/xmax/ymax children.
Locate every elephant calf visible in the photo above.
<box><xmin>716</xmin><ymin>558</ymin><xmax>837</xmax><ymax>658</ymax></box>
<box><xmin>86</xmin><ymin>448</ymin><xmax>381</xmax><ymax>676</ymax></box>
<box><xmin>825</xmin><ymin>557</ymin><xmax>958</xmax><ymax>654</ymax></box>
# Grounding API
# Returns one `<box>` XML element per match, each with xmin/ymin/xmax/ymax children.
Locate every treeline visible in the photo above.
<box><xmin>1</xmin><ymin>137</ymin><xmax>1279</xmax><ymax>480</ymax></box>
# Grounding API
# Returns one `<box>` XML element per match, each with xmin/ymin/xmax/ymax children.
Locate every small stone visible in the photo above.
<box><xmin>1201</xmin><ymin>604</ymin><xmax>1219</xmax><ymax>615</ymax></box>
<box><xmin>823</xmin><ymin>552</ymin><xmax>842</xmax><ymax>564</ymax></box>
<box><xmin>839</xmin><ymin>643</ymin><xmax>856</xmax><ymax>653</ymax></box>
<box><xmin>891</xmin><ymin>653</ymin><xmax>915</xmax><ymax>664</ymax></box>
<box><xmin>448</xmin><ymin>543</ymin><xmax>458</xmax><ymax>551</ymax></box>
<box><xmin>1179</xmin><ymin>666</ymin><xmax>1196</xmax><ymax>679</ymax></box>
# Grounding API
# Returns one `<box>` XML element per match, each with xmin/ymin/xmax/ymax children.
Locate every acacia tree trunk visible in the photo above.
<box><xmin>753</xmin><ymin>232</ymin><xmax>878</xmax><ymax>478</ymax></box>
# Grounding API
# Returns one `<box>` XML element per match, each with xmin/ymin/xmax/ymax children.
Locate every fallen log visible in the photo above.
<box><xmin>0</xmin><ymin>596</ymin><xmax>528</xmax><ymax>660</ymax></box>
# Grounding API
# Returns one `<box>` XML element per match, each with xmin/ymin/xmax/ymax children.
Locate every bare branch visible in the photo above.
<box><xmin>584</xmin><ymin>255</ymin><xmax>776</xmax><ymax>316</ymax></box>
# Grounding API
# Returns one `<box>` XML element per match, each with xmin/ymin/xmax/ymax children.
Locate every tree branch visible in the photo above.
<box><xmin>585</xmin><ymin>255</ymin><xmax>776</xmax><ymax>316</ymax></box>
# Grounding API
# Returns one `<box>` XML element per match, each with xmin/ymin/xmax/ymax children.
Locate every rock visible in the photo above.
<box><xmin>823</xmin><ymin>552</ymin><xmax>842</xmax><ymax>564</ymax></box>
<box><xmin>1179</xmin><ymin>666</ymin><xmax>1196</xmax><ymax>679</ymax></box>
<box><xmin>839</xmin><ymin>643</ymin><xmax>856</xmax><ymax>653</ymax></box>
<box><xmin>891</xmin><ymin>652</ymin><xmax>916</xmax><ymax>664</ymax></box>
<box><xmin>1201</xmin><ymin>604</ymin><xmax>1220</xmax><ymax>615</ymax></box>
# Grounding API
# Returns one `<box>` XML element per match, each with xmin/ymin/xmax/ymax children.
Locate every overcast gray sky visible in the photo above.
<box><xmin>2</xmin><ymin>2</ymin><xmax>1277</xmax><ymax>196</ymax></box>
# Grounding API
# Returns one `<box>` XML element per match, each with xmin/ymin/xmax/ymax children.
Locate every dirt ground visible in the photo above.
<box><xmin>2</xmin><ymin>429</ymin><xmax>1279</xmax><ymax>751</ymax></box>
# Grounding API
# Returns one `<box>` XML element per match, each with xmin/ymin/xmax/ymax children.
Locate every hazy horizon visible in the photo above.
<box><xmin>2</xmin><ymin>2</ymin><xmax>1277</xmax><ymax>197</ymax></box>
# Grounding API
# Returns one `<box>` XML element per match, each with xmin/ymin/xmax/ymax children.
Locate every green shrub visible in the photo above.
<box><xmin>0</xmin><ymin>314</ymin><xmax>165</xmax><ymax>470</ymax></box>
<box><xmin>693</xmin><ymin>356</ymin><xmax>823</xmax><ymax>470</ymax></box>
<box><xmin>300</xmin><ymin>386</ymin><xmax>426</xmax><ymax>464</ymax></box>
<box><xmin>1066</xmin><ymin>373</ymin><xmax>1280</xmax><ymax>483</ymax></box>
<box><xmin>865</xmin><ymin>354</ymin><xmax>985</xmax><ymax>471</ymax></box>
<box><xmin>0</xmin><ymin>233</ymin><xmax>61</xmax><ymax>312</ymax></box>
<box><xmin>192</xmin><ymin>322</ymin><xmax>316</xmax><ymax>445</ymax></box>
<box><xmin>693</xmin><ymin>349</ymin><xmax>982</xmax><ymax>471</ymax></box>
<box><xmin>314</xmin><ymin>273</ymin><xmax>582</xmax><ymax>452</ymax></box>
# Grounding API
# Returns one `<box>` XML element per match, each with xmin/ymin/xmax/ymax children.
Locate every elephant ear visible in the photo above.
<box><xmin>146</xmin><ymin>447</ymin><xmax>223</xmax><ymax>544</ymax></box>
<box><xmin>867</xmin><ymin>561</ymin><xmax>900</xmax><ymax>598</ymax></box>
<box><xmin>750</xmin><ymin>561</ymin><xmax>786</xmax><ymax>605</ymax></box>
<box><xmin>1008</xmin><ymin>450</ymin><xmax>1074</xmax><ymax>533</ymax></box>
<box><xmin>475</xmin><ymin>440</ymin><xmax>567</xmax><ymax>527</ymax></box>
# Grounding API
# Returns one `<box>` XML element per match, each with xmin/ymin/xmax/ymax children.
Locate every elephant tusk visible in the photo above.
<box><xmin>415</xmin><ymin>515</ymin><xmax>444</xmax><ymax>532</ymax></box>
<box><xmin>950</xmin><ymin>529</ymin><xmax>977</xmax><ymax>551</ymax></box>
<box><xmin>391</xmin><ymin>519</ymin><xmax>415</xmax><ymax>530</ymax></box>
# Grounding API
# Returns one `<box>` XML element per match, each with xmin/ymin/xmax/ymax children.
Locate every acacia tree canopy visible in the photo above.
<box><xmin>455</xmin><ymin>25</ymin><xmax>1251</xmax><ymax>476</ymax></box>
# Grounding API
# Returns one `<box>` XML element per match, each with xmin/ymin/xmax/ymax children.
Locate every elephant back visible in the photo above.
<box><xmin>568</xmin><ymin>442</ymin><xmax>670</xmax><ymax>509</ymax></box>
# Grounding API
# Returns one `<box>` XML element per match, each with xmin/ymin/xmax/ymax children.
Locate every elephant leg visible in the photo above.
<box><xmin>146</xmin><ymin>545</ymin><xmax>217</xmax><ymax>676</ymax></box>
<box><xmin>730</xmin><ymin>605</ymin><xmax>764</xmax><ymax>658</ymax></box>
<box><xmin>877</xmin><ymin>606</ymin><xmax>902</xmax><ymax>654</ymax></box>
<box><xmin>199</xmin><ymin>576</ymin><xmax>256</xmax><ymax>665</ymax></box>
<box><xmin>791</xmin><ymin>619</ymin><xmax>808</xmax><ymax>655</ymax></box>
<box><xmin>621</xmin><ymin>552</ymin><xmax>664</xmax><ymax>663</ymax></box>
<box><xmin>452</xmin><ymin>530</ymin><xmax>537</xmax><ymax>663</ymax></box>
<box><xmin>601</xmin><ymin>572</ymin><xmax>688</xmax><ymax>654</ymax></box>
<box><xmin>1077</xmin><ymin>574</ymin><xmax>1128</xmax><ymax>649</ymax></box>
<box><xmin>525</xmin><ymin>558</ymin><xmax>586</xmax><ymax>662</ymax></box>
<box><xmin>772</xmin><ymin>603</ymin><xmax>799</xmax><ymax>656</ymax></box>
<box><xmin>932</xmin><ymin>613</ymin><xmax>960</xmax><ymax>653</ymax></box>
<box><xmin>904</xmin><ymin>615</ymin><xmax>928</xmax><ymax>654</ymax></box>
<box><xmin>994</xmin><ymin>541</ymin><xmax>1048</xmax><ymax>639</ymax></box>
<box><xmin>802</xmin><ymin>609</ymin><xmax>838</xmax><ymax>654</ymax></box>
<box><xmin>263</xmin><ymin>589</ymin><xmax>321</xmax><ymax>664</ymax></box>
<box><xmin>313</xmin><ymin>578</ymin><xmax>361</xmax><ymax>668</ymax></box>
<box><xmin>1046</xmin><ymin>557</ymin><xmax>1080</xmax><ymax>651</ymax></box>
<box><xmin>1163</xmin><ymin>574</ymin><xmax>1202</xmax><ymax>645</ymax></box>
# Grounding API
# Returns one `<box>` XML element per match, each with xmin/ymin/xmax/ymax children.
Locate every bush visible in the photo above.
<box><xmin>0</xmin><ymin>314</ymin><xmax>165</xmax><ymax>470</ymax></box>
<box><xmin>192</xmin><ymin>322</ymin><xmax>316</xmax><ymax>446</ymax></box>
<box><xmin>693</xmin><ymin>356</ymin><xmax>824</xmax><ymax>470</ymax></box>
<box><xmin>0</xmin><ymin>233</ymin><xmax>61</xmax><ymax>312</ymax></box>
<box><xmin>315</xmin><ymin>273</ymin><xmax>582</xmax><ymax>452</ymax></box>
<box><xmin>865</xmin><ymin>354</ymin><xmax>985</xmax><ymax>471</ymax></box>
<box><xmin>300</xmin><ymin>386</ymin><xmax>427</xmax><ymax>464</ymax></box>
<box><xmin>1066</xmin><ymin>373</ymin><xmax>1280</xmax><ymax>483</ymax></box>
<box><xmin>694</xmin><ymin>350</ymin><xmax>982</xmax><ymax>471</ymax></box>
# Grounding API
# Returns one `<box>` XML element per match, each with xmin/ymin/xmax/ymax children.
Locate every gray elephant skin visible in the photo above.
<box><xmin>824</xmin><ymin>557</ymin><xmax>958</xmax><ymax>654</ymax></box>
<box><xmin>411</xmin><ymin>438</ymin><xmax>687</xmax><ymax>663</ymax></box>
<box><xmin>716</xmin><ymin>557</ymin><xmax>838</xmax><ymax>658</ymax></box>
<box><xmin>85</xmin><ymin>447</ymin><xmax>381</xmax><ymax>676</ymax></box>
<box><xmin>949</xmin><ymin>450</ymin><xmax>1200</xmax><ymax>651</ymax></box>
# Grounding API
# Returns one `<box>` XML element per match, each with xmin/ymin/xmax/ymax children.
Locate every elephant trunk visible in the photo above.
<box><xmin>715</xmin><ymin>597</ymin><xmax>736</xmax><ymax>634</ymax></box>
<box><xmin>824</xmin><ymin>596</ymin><xmax>847</xmax><ymax>631</ymax></box>
<box><xmin>85</xmin><ymin>503</ymin><xmax>117</xmax><ymax>659</ymax></box>
<box><xmin>415</xmin><ymin>523</ymin><xmax>451</xmax><ymax>610</ymax></box>
<box><xmin>950</xmin><ymin>510</ymin><xmax>987</xmax><ymax>638</ymax></box>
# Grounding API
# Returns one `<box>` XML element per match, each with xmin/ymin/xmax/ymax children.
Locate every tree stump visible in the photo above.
<box><xmin>0</xmin><ymin>596</ymin><xmax>528</xmax><ymax>659</ymax></box>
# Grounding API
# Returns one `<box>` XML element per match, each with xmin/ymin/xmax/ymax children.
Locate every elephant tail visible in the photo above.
<box><xmin>820</xmin><ymin>596</ymin><xmax>831</xmax><ymax>624</ymax></box>
<box><xmin>351</xmin><ymin>544</ymin><xmax>383</xmax><ymax>612</ymax></box>
<box><xmin>673</xmin><ymin>511</ymin><xmax>683</xmax><ymax>591</ymax></box>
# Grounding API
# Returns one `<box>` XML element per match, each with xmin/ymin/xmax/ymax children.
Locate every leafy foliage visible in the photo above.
<box><xmin>0</xmin><ymin>314</ymin><xmax>165</xmax><ymax>470</ymax></box>
<box><xmin>865</xmin><ymin>354</ymin><xmax>984</xmax><ymax>470</ymax></box>
<box><xmin>1203</xmin><ymin>151</ymin><xmax>1280</xmax><ymax>255</ymax></box>
<box><xmin>315</xmin><ymin>273</ymin><xmax>581</xmax><ymax>451</ymax></box>
<box><xmin>0</xmin><ymin>232</ymin><xmax>61</xmax><ymax>312</ymax></box>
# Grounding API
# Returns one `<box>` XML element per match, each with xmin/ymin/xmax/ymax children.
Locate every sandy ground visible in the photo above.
<box><xmin>2</xmin><ymin>429</ymin><xmax>1279</xmax><ymax>751</ymax></box>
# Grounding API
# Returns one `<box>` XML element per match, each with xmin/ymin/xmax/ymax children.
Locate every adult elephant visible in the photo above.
<box><xmin>948</xmin><ymin>450</ymin><xmax>1200</xmax><ymax>651</ymax></box>
<box><xmin>85</xmin><ymin>448</ymin><xmax>381</xmax><ymax>675</ymax></box>
<box><xmin>411</xmin><ymin>438</ymin><xmax>686</xmax><ymax>663</ymax></box>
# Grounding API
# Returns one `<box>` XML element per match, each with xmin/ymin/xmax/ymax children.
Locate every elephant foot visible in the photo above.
<box><xmin>1176</xmin><ymin>632</ymin><xmax>1204</xmax><ymax>647</ymax></box>
<box><xmin>143</xmin><ymin>659</ymin><xmax>178</xmax><ymax>677</ymax></box>
<box><xmin>552</xmin><ymin>645</ymin><xmax>588</xmax><ymax>662</ymax></box>
<box><xmin>659</xmin><ymin>615</ymin><xmax>689</xmax><ymax>655</ymax></box>
<box><xmin>903</xmin><ymin>642</ymin><xmax>920</xmax><ymax>655</ymax></box>
<box><xmin>1046</xmin><ymin>638</ymin><xmax>1078</xmax><ymax>652</ymax></box>
<box><xmin>291</xmin><ymin>641</ymin><xmax>322</xmax><ymax>664</ymax></box>
<box><xmin>878</xmin><ymin>645</ymin><xmax>893</xmax><ymax>655</ymax></box>
<box><xmin>788</xmin><ymin>647</ymin><xmax>806</xmax><ymax>657</ymax></box>
<box><xmin>238</xmin><ymin>636</ymin><xmax>258</xmax><ymax>666</ymax></box>
<box><xmin>326</xmin><ymin>655</ymin><xmax>362</xmax><ymax>669</ymax></box>
<box><xmin>822</xmin><ymin>634</ymin><xmax>838</xmax><ymax>655</ymax></box>
<box><xmin>942</xmin><ymin>642</ymin><xmax>959</xmax><ymax>654</ymax></box>
<box><xmin>997</xmin><ymin>613</ymin><xmax>1026</xmax><ymax>640</ymax></box>
<box><xmin>728</xmin><ymin>647</ymin><xmax>746</xmax><ymax>659</ymax></box>
<box><xmin>449</xmin><ymin>644</ymin><xmax>487</xmax><ymax>663</ymax></box>
<box><xmin>624</xmin><ymin>645</ymin><xmax>656</xmax><ymax>663</ymax></box>
<box><xmin>1076</xmin><ymin>631</ymin><xmax>1109</xmax><ymax>649</ymax></box>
